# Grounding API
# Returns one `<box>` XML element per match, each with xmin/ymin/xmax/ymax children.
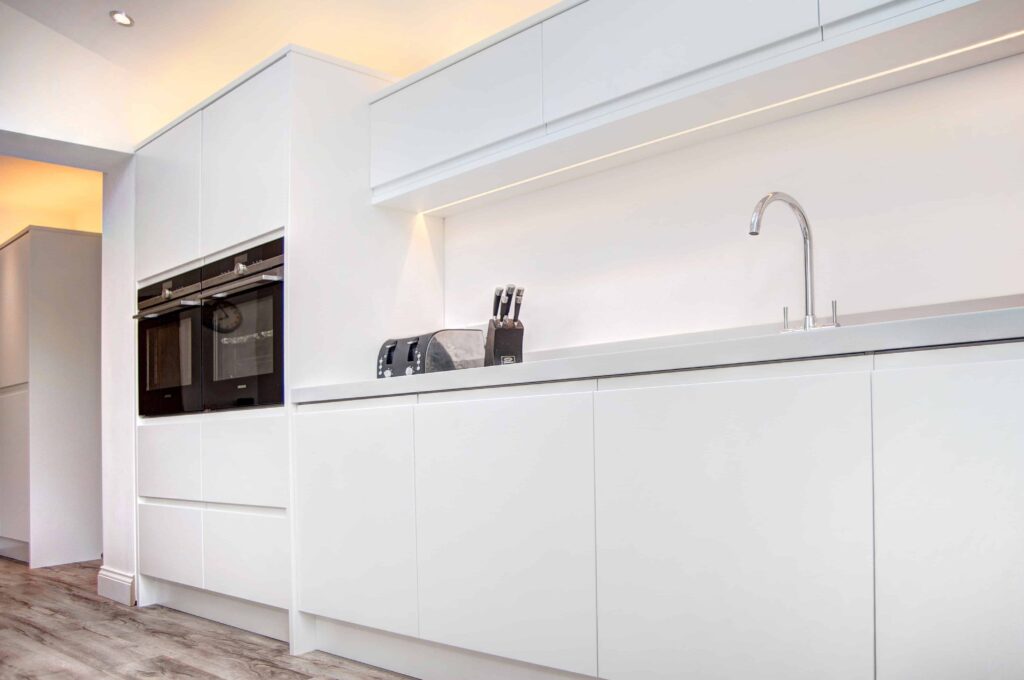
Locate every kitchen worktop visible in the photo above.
<box><xmin>292</xmin><ymin>295</ymin><xmax>1024</xmax><ymax>404</ymax></box>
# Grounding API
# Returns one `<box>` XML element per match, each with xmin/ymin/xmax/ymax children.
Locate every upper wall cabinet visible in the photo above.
<box><xmin>369</xmin><ymin>26</ymin><xmax>544</xmax><ymax>188</ymax></box>
<box><xmin>135</xmin><ymin>113</ymin><xmax>202</xmax><ymax>280</ymax></box>
<box><xmin>201</xmin><ymin>58</ymin><xmax>290</xmax><ymax>257</ymax></box>
<box><xmin>541</xmin><ymin>0</ymin><xmax>820</xmax><ymax>122</ymax></box>
<box><xmin>0</xmin><ymin>235</ymin><xmax>29</xmax><ymax>387</ymax></box>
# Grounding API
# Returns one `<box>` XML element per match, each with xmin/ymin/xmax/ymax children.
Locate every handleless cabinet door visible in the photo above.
<box><xmin>137</xmin><ymin>421</ymin><xmax>202</xmax><ymax>501</ymax></box>
<box><xmin>202</xmin><ymin>413</ymin><xmax>288</xmax><ymax>508</ymax></box>
<box><xmin>138</xmin><ymin>503</ymin><xmax>203</xmax><ymax>588</ymax></box>
<box><xmin>594</xmin><ymin>363</ymin><xmax>874</xmax><ymax>680</ymax></box>
<box><xmin>414</xmin><ymin>386</ymin><xmax>597</xmax><ymax>676</ymax></box>
<box><xmin>135</xmin><ymin>113</ymin><xmax>202</xmax><ymax>280</ymax></box>
<box><xmin>0</xmin><ymin>387</ymin><xmax>29</xmax><ymax>542</ymax></box>
<box><xmin>0</xmin><ymin>234</ymin><xmax>29</xmax><ymax>387</ymax></box>
<box><xmin>819</xmin><ymin>0</ymin><xmax>942</xmax><ymax>28</ymax></box>
<box><xmin>873</xmin><ymin>343</ymin><xmax>1024</xmax><ymax>680</ymax></box>
<box><xmin>201</xmin><ymin>58</ymin><xmax>290</xmax><ymax>256</ymax></box>
<box><xmin>203</xmin><ymin>508</ymin><xmax>290</xmax><ymax>609</ymax></box>
<box><xmin>294</xmin><ymin>398</ymin><xmax>418</xmax><ymax>637</ymax></box>
<box><xmin>542</xmin><ymin>0</ymin><xmax>820</xmax><ymax>122</ymax></box>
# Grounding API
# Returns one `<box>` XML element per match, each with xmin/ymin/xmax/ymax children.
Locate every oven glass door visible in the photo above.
<box><xmin>201</xmin><ymin>282</ymin><xmax>283</xmax><ymax>411</ymax></box>
<box><xmin>138</xmin><ymin>306</ymin><xmax>203</xmax><ymax>416</ymax></box>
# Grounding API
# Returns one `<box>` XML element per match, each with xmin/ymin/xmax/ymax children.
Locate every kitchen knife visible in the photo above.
<box><xmin>492</xmin><ymin>286</ymin><xmax>503</xmax><ymax>321</ymax></box>
<box><xmin>498</xmin><ymin>283</ymin><xmax>516</xmax><ymax>323</ymax></box>
<box><xmin>512</xmin><ymin>287</ymin><xmax>524</xmax><ymax>324</ymax></box>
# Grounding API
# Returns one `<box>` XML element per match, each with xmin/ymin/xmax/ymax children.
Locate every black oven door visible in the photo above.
<box><xmin>138</xmin><ymin>305</ymin><xmax>203</xmax><ymax>416</ymax></box>
<box><xmin>201</xmin><ymin>281</ymin><xmax>283</xmax><ymax>411</ymax></box>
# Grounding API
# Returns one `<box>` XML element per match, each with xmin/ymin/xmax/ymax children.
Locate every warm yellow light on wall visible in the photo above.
<box><xmin>420</xmin><ymin>28</ymin><xmax>1024</xmax><ymax>216</ymax></box>
<box><xmin>0</xmin><ymin>156</ymin><xmax>103</xmax><ymax>245</ymax></box>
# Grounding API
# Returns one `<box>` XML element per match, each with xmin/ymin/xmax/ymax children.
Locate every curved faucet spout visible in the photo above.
<box><xmin>748</xmin><ymin>192</ymin><xmax>815</xmax><ymax>329</ymax></box>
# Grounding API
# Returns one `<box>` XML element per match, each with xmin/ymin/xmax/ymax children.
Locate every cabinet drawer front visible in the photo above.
<box><xmin>137</xmin><ymin>422</ymin><xmax>202</xmax><ymax>501</ymax></box>
<box><xmin>202</xmin><ymin>414</ymin><xmax>289</xmax><ymax>508</ymax></box>
<box><xmin>542</xmin><ymin>0</ymin><xmax>820</xmax><ymax>121</ymax></box>
<box><xmin>370</xmin><ymin>26</ymin><xmax>544</xmax><ymax>187</ymax></box>
<box><xmin>138</xmin><ymin>503</ymin><xmax>203</xmax><ymax>588</ymax></box>
<box><xmin>203</xmin><ymin>509</ymin><xmax>290</xmax><ymax>609</ymax></box>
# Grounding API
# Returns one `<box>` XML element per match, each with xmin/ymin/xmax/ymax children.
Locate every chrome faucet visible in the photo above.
<box><xmin>748</xmin><ymin>191</ymin><xmax>824</xmax><ymax>331</ymax></box>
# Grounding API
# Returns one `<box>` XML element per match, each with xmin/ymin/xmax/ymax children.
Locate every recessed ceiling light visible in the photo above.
<box><xmin>109</xmin><ymin>10</ymin><xmax>134</xmax><ymax>27</ymax></box>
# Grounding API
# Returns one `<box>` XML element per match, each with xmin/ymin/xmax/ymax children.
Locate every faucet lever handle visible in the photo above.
<box><xmin>831</xmin><ymin>300</ymin><xmax>840</xmax><ymax>328</ymax></box>
<box><xmin>783</xmin><ymin>306</ymin><xmax>790</xmax><ymax>332</ymax></box>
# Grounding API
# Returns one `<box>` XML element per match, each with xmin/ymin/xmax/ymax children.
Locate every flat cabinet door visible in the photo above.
<box><xmin>294</xmin><ymin>400</ymin><xmax>418</xmax><ymax>637</ymax></box>
<box><xmin>134</xmin><ymin>113</ymin><xmax>202</xmax><ymax>280</ymax></box>
<box><xmin>820</xmin><ymin>0</ymin><xmax>934</xmax><ymax>26</ymax></box>
<box><xmin>203</xmin><ymin>509</ymin><xmax>290</xmax><ymax>609</ymax></box>
<box><xmin>873</xmin><ymin>345</ymin><xmax>1024</xmax><ymax>680</ymax></box>
<box><xmin>0</xmin><ymin>235</ymin><xmax>29</xmax><ymax>387</ymax></box>
<box><xmin>137</xmin><ymin>421</ymin><xmax>202</xmax><ymax>501</ymax></box>
<box><xmin>542</xmin><ymin>0</ymin><xmax>820</xmax><ymax>122</ymax></box>
<box><xmin>138</xmin><ymin>503</ymin><xmax>203</xmax><ymax>588</ymax></box>
<box><xmin>595</xmin><ymin>369</ymin><xmax>874</xmax><ymax>680</ymax></box>
<box><xmin>201</xmin><ymin>58</ymin><xmax>289</xmax><ymax>256</ymax></box>
<box><xmin>414</xmin><ymin>389</ymin><xmax>597</xmax><ymax>676</ymax></box>
<box><xmin>370</xmin><ymin>26</ymin><xmax>543</xmax><ymax>188</ymax></box>
<box><xmin>202</xmin><ymin>414</ymin><xmax>288</xmax><ymax>508</ymax></box>
<box><xmin>0</xmin><ymin>387</ymin><xmax>29</xmax><ymax>542</ymax></box>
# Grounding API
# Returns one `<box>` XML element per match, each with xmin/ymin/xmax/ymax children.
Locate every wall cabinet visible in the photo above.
<box><xmin>134</xmin><ymin>112</ymin><xmax>202</xmax><ymax>280</ymax></box>
<box><xmin>414</xmin><ymin>386</ymin><xmax>598</xmax><ymax>676</ymax></box>
<box><xmin>873</xmin><ymin>344</ymin><xmax>1024</xmax><ymax>679</ymax></box>
<box><xmin>294</xmin><ymin>399</ymin><xmax>419</xmax><ymax>637</ymax></box>
<box><xmin>0</xmin><ymin>234</ymin><xmax>29</xmax><ymax>387</ymax></box>
<box><xmin>594</xmin><ymin>360</ymin><xmax>875</xmax><ymax>680</ymax></box>
<box><xmin>819</xmin><ymin>0</ymin><xmax>941</xmax><ymax>27</ymax></box>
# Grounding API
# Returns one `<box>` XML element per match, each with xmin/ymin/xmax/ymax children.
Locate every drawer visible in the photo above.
<box><xmin>137</xmin><ymin>422</ymin><xmax>202</xmax><ymax>501</ymax></box>
<box><xmin>201</xmin><ymin>414</ymin><xmax>289</xmax><ymax>508</ymax></box>
<box><xmin>138</xmin><ymin>503</ymin><xmax>203</xmax><ymax>588</ymax></box>
<box><xmin>203</xmin><ymin>509</ymin><xmax>290</xmax><ymax>609</ymax></box>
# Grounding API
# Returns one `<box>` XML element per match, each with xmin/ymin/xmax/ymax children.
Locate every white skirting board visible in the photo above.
<box><xmin>97</xmin><ymin>565</ymin><xmax>135</xmax><ymax>605</ymax></box>
<box><xmin>311</xmin><ymin>614</ymin><xmax>597</xmax><ymax>680</ymax></box>
<box><xmin>138</xmin><ymin>576</ymin><xmax>290</xmax><ymax>642</ymax></box>
<box><xmin>0</xmin><ymin>537</ymin><xmax>29</xmax><ymax>563</ymax></box>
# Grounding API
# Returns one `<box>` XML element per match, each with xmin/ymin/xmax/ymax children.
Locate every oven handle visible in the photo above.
<box><xmin>199</xmin><ymin>267</ymin><xmax>284</xmax><ymax>301</ymax></box>
<box><xmin>133</xmin><ymin>298</ymin><xmax>201</xmax><ymax>319</ymax></box>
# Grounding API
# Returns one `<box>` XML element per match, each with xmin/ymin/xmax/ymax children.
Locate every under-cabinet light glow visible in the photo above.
<box><xmin>419</xmin><ymin>28</ymin><xmax>1024</xmax><ymax>215</ymax></box>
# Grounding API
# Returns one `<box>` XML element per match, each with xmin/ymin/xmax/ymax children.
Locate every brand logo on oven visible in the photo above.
<box><xmin>237</xmin><ymin>384</ymin><xmax>247</xmax><ymax>389</ymax></box>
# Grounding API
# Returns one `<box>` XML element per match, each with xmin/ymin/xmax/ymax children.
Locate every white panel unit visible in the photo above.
<box><xmin>137</xmin><ymin>421</ymin><xmax>202</xmax><ymax>501</ymax></box>
<box><xmin>873</xmin><ymin>344</ymin><xmax>1024</xmax><ymax>680</ymax></box>
<box><xmin>0</xmin><ymin>234</ymin><xmax>29</xmax><ymax>388</ymax></box>
<box><xmin>294</xmin><ymin>399</ymin><xmax>418</xmax><ymax>637</ymax></box>
<box><xmin>201</xmin><ymin>58</ymin><xmax>290</xmax><ymax>256</ymax></box>
<box><xmin>542</xmin><ymin>0</ymin><xmax>820</xmax><ymax>122</ymax></box>
<box><xmin>594</xmin><ymin>365</ymin><xmax>874</xmax><ymax>680</ymax></box>
<box><xmin>820</xmin><ymin>0</ymin><xmax>941</xmax><ymax>27</ymax></box>
<box><xmin>203</xmin><ymin>508</ymin><xmax>290</xmax><ymax>609</ymax></box>
<box><xmin>138</xmin><ymin>503</ymin><xmax>203</xmax><ymax>589</ymax></box>
<box><xmin>0</xmin><ymin>387</ymin><xmax>29</xmax><ymax>542</ymax></box>
<box><xmin>202</xmin><ymin>414</ymin><xmax>288</xmax><ymax>508</ymax></box>
<box><xmin>370</xmin><ymin>26</ymin><xmax>544</xmax><ymax>187</ymax></box>
<box><xmin>134</xmin><ymin>113</ymin><xmax>202</xmax><ymax>279</ymax></box>
<box><xmin>414</xmin><ymin>387</ymin><xmax>597</xmax><ymax>676</ymax></box>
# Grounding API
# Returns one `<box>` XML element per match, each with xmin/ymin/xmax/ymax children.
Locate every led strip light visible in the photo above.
<box><xmin>420</xmin><ymin>28</ymin><xmax>1024</xmax><ymax>215</ymax></box>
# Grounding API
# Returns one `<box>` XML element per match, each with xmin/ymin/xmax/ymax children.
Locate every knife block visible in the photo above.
<box><xmin>485</xmin><ymin>319</ymin><xmax>524</xmax><ymax>366</ymax></box>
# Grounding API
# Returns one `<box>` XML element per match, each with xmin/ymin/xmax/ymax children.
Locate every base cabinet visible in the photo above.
<box><xmin>0</xmin><ymin>387</ymin><xmax>29</xmax><ymax>543</ymax></box>
<box><xmin>138</xmin><ymin>503</ymin><xmax>204</xmax><ymax>589</ymax></box>
<box><xmin>203</xmin><ymin>509</ymin><xmax>290</xmax><ymax>609</ymax></box>
<box><xmin>873</xmin><ymin>344</ymin><xmax>1024</xmax><ymax>680</ymax></box>
<box><xmin>594</xmin><ymin>361</ymin><xmax>875</xmax><ymax>680</ymax></box>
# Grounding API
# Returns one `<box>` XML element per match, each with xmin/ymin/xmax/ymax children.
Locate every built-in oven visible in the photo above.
<box><xmin>136</xmin><ymin>268</ymin><xmax>204</xmax><ymax>416</ymax></box>
<box><xmin>199</xmin><ymin>238</ymin><xmax>284</xmax><ymax>411</ymax></box>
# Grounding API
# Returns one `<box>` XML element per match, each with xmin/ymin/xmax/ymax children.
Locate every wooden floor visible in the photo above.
<box><xmin>0</xmin><ymin>557</ymin><xmax>413</xmax><ymax>679</ymax></box>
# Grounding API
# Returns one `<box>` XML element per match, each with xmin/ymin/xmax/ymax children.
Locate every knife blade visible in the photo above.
<box><xmin>512</xmin><ymin>287</ymin><xmax>525</xmax><ymax>324</ymax></box>
<box><xmin>498</xmin><ymin>283</ymin><xmax>516</xmax><ymax>323</ymax></box>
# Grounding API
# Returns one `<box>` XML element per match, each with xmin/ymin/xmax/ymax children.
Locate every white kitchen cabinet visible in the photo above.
<box><xmin>414</xmin><ymin>386</ymin><xmax>597</xmax><ymax>676</ymax></box>
<box><xmin>202</xmin><ymin>414</ymin><xmax>289</xmax><ymax>508</ymax></box>
<box><xmin>134</xmin><ymin>113</ymin><xmax>202</xmax><ymax>280</ymax></box>
<box><xmin>541</xmin><ymin>0</ymin><xmax>820</xmax><ymax>122</ymax></box>
<box><xmin>0</xmin><ymin>234</ymin><xmax>29</xmax><ymax>387</ymax></box>
<box><xmin>0</xmin><ymin>387</ymin><xmax>29</xmax><ymax>543</ymax></box>
<box><xmin>201</xmin><ymin>58</ymin><xmax>290</xmax><ymax>256</ymax></box>
<box><xmin>294</xmin><ymin>398</ymin><xmax>419</xmax><ymax>637</ymax></box>
<box><xmin>819</xmin><ymin>0</ymin><xmax>943</xmax><ymax>27</ymax></box>
<box><xmin>370</xmin><ymin>26</ymin><xmax>544</xmax><ymax>187</ymax></box>
<box><xmin>138</xmin><ymin>503</ymin><xmax>204</xmax><ymax>589</ymax></box>
<box><xmin>203</xmin><ymin>508</ymin><xmax>290</xmax><ymax>609</ymax></box>
<box><xmin>873</xmin><ymin>343</ymin><xmax>1024</xmax><ymax>680</ymax></box>
<box><xmin>137</xmin><ymin>421</ymin><xmax>202</xmax><ymax>501</ymax></box>
<box><xmin>594</xmin><ymin>360</ymin><xmax>874</xmax><ymax>680</ymax></box>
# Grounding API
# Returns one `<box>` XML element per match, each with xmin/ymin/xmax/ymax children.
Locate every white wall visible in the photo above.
<box><xmin>443</xmin><ymin>54</ymin><xmax>1024</xmax><ymax>353</ymax></box>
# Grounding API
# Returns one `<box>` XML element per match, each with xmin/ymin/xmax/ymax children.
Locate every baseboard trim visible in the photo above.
<box><xmin>97</xmin><ymin>565</ymin><xmax>135</xmax><ymax>605</ymax></box>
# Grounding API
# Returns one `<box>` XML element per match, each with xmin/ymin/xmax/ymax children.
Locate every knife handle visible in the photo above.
<box><xmin>492</xmin><ymin>286</ymin><xmax>503</xmax><ymax>319</ymax></box>
<box><xmin>499</xmin><ymin>283</ymin><xmax>515</xmax><ymax>322</ymax></box>
<box><xmin>512</xmin><ymin>287</ymin><xmax>525</xmax><ymax>323</ymax></box>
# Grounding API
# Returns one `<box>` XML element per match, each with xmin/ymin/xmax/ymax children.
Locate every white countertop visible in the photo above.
<box><xmin>292</xmin><ymin>295</ymin><xmax>1024</xmax><ymax>404</ymax></box>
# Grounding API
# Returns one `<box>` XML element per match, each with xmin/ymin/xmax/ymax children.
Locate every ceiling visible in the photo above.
<box><xmin>0</xmin><ymin>156</ymin><xmax>103</xmax><ymax>244</ymax></box>
<box><xmin>2</xmin><ymin>0</ymin><xmax>561</xmax><ymax>139</ymax></box>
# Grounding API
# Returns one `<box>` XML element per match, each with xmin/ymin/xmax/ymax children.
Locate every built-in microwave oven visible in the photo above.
<box><xmin>135</xmin><ymin>238</ymin><xmax>284</xmax><ymax>416</ymax></box>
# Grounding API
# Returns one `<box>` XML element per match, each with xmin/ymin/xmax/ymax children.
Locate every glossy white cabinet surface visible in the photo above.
<box><xmin>0</xmin><ymin>235</ymin><xmax>29</xmax><ymax>387</ymax></box>
<box><xmin>134</xmin><ymin>113</ymin><xmax>202</xmax><ymax>280</ymax></box>
<box><xmin>0</xmin><ymin>387</ymin><xmax>29</xmax><ymax>542</ymax></box>
<box><xmin>138</xmin><ymin>503</ymin><xmax>204</xmax><ymax>589</ymax></box>
<box><xmin>542</xmin><ymin>0</ymin><xmax>820</xmax><ymax>121</ymax></box>
<box><xmin>820</xmin><ymin>0</ymin><xmax>926</xmax><ymax>25</ymax></box>
<box><xmin>203</xmin><ymin>509</ymin><xmax>290</xmax><ymax>609</ymax></box>
<box><xmin>137</xmin><ymin>421</ymin><xmax>202</xmax><ymax>501</ymax></box>
<box><xmin>873</xmin><ymin>344</ymin><xmax>1024</xmax><ymax>680</ymax></box>
<box><xmin>202</xmin><ymin>414</ymin><xmax>288</xmax><ymax>509</ymax></box>
<box><xmin>370</xmin><ymin>26</ymin><xmax>543</xmax><ymax>187</ymax></box>
<box><xmin>414</xmin><ymin>389</ymin><xmax>597</xmax><ymax>676</ymax></box>
<box><xmin>595</xmin><ymin>367</ymin><xmax>874</xmax><ymax>680</ymax></box>
<box><xmin>201</xmin><ymin>58</ymin><xmax>290</xmax><ymax>256</ymax></box>
<box><xmin>295</xmin><ymin>400</ymin><xmax>419</xmax><ymax>637</ymax></box>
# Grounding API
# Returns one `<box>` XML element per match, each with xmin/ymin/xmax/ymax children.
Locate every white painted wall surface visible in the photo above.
<box><xmin>443</xmin><ymin>54</ymin><xmax>1024</xmax><ymax>352</ymax></box>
